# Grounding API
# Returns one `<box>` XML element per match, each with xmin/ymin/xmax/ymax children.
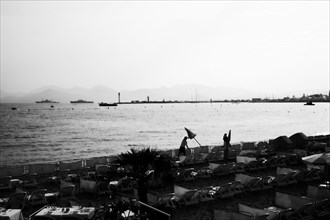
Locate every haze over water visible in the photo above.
<box><xmin>0</xmin><ymin>102</ymin><xmax>329</xmax><ymax>167</ymax></box>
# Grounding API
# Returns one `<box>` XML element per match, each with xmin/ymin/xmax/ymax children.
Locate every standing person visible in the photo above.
<box><xmin>178</xmin><ymin>136</ymin><xmax>189</xmax><ymax>159</ymax></box>
<box><xmin>223</xmin><ymin>133</ymin><xmax>231</xmax><ymax>162</ymax></box>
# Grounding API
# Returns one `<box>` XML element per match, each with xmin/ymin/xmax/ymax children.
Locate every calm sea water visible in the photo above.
<box><xmin>0</xmin><ymin>102</ymin><xmax>329</xmax><ymax>166</ymax></box>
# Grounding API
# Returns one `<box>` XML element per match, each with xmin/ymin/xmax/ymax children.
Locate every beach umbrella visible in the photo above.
<box><xmin>121</xmin><ymin>210</ymin><xmax>135</xmax><ymax>218</ymax></box>
<box><xmin>184</xmin><ymin>127</ymin><xmax>202</xmax><ymax>147</ymax></box>
<box><xmin>302</xmin><ymin>153</ymin><xmax>330</xmax><ymax>165</ymax></box>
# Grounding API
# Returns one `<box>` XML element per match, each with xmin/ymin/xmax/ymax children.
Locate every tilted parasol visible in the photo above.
<box><xmin>302</xmin><ymin>153</ymin><xmax>330</xmax><ymax>165</ymax></box>
<box><xmin>184</xmin><ymin>127</ymin><xmax>202</xmax><ymax>146</ymax></box>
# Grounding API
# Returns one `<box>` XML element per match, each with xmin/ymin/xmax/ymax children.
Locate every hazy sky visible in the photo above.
<box><xmin>1</xmin><ymin>1</ymin><xmax>329</xmax><ymax>95</ymax></box>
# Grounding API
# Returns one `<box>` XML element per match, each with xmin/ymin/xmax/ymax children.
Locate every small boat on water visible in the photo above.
<box><xmin>304</xmin><ymin>101</ymin><xmax>315</xmax><ymax>106</ymax></box>
<box><xmin>36</xmin><ymin>99</ymin><xmax>59</xmax><ymax>103</ymax></box>
<box><xmin>99</xmin><ymin>102</ymin><xmax>117</xmax><ymax>107</ymax></box>
<box><xmin>70</xmin><ymin>99</ymin><xmax>94</xmax><ymax>104</ymax></box>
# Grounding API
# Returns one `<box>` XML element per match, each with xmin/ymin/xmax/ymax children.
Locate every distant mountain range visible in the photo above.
<box><xmin>0</xmin><ymin>84</ymin><xmax>317</xmax><ymax>103</ymax></box>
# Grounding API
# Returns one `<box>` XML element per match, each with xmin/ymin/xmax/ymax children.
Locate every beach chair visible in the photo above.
<box><xmin>198</xmin><ymin>186</ymin><xmax>215</xmax><ymax>202</ymax></box>
<box><xmin>5</xmin><ymin>192</ymin><xmax>28</xmax><ymax>209</ymax></box>
<box><xmin>212</xmin><ymin>163</ymin><xmax>234</xmax><ymax>177</ymax></box>
<box><xmin>195</xmin><ymin>167</ymin><xmax>213</xmax><ymax>179</ymax></box>
<box><xmin>229</xmin><ymin>180</ymin><xmax>245</xmax><ymax>195</ymax></box>
<box><xmin>178</xmin><ymin>155</ymin><xmax>194</xmax><ymax>165</ymax></box>
<box><xmin>28</xmin><ymin>189</ymin><xmax>47</xmax><ymax>207</ymax></box>
<box><xmin>264</xmin><ymin>157</ymin><xmax>279</xmax><ymax>168</ymax></box>
<box><xmin>255</xmin><ymin>158</ymin><xmax>267</xmax><ymax>170</ymax></box>
<box><xmin>280</xmin><ymin>202</ymin><xmax>315</xmax><ymax>220</ymax></box>
<box><xmin>109</xmin><ymin>176</ymin><xmax>135</xmax><ymax>193</ymax></box>
<box><xmin>270</xmin><ymin>173</ymin><xmax>296</xmax><ymax>187</ymax></box>
<box><xmin>158</xmin><ymin>193</ymin><xmax>178</xmax><ymax>208</ymax></box>
<box><xmin>230</xmin><ymin>162</ymin><xmax>245</xmax><ymax>173</ymax></box>
<box><xmin>269</xmin><ymin>174</ymin><xmax>284</xmax><ymax>187</ymax></box>
<box><xmin>176</xmin><ymin>168</ymin><xmax>197</xmax><ymax>182</ymax></box>
<box><xmin>214</xmin><ymin>183</ymin><xmax>234</xmax><ymax>199</ymax></box>
<box><xmin>304</xmin><ymin>168</ymin><xmax>323</xmax><ymax>182</ymax></box>
<box><xmin>245</xmin><ymin>160</ymin><xmax>258</xmax><ymax>171</ymax></box>
<box><xmin>22</xmin><ymin>172</ymin><xmax>38</xmax><ymax>189</ymax></box>
<box><xmin>243</xmin><ymin>177</ymin><xmax>263</xmax><ymax>192</ymax></box>
<box><xmin>259</xmin><ymin>176</ymin><xmax>273</xmax><ymax>190</ymax></box>
<box><xmin>0</xmin><ymin>176</ymin><xmax>13</xmax><ymax>191</ymax></box>
<box><xmin>314</xmin><ymin>199</ymin><xmax>330</xmax><ymax>218</ymax></box>
<box><xmin>286</xmin><ymin>172</ymin><xmax>298</xmax><ymax>184</ymax></box>
<box><xmin>176</xmin><ymin>189</ymin><xmax>200</xmax><ymax>207</ymax></box>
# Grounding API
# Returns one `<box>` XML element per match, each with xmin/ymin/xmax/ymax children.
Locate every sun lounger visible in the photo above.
<box><xmin>229</xmin><ymin>180</ymin><xmax>245</xmax><ymax>195</ymax></box>
<box><xmin>212</xmin><ymin>163</ymin><xmax>234</xmax><ymax>177</ymax></box>
<box><xmin>28</xmin><ymin>189</ymin><xmax>47</xmax><ymax>207</ymax></box>
<box><xmin>214</xmin><ymin>183</ymin><xmax>234</xmax><ymax>199</ymax></box>
<box><xmin>109</xmin><ymin>176</ymin><xmax>135</xmax><ymax>193</ymax></box>
<box><xmin>238</xmin><ymin>203</ymin><xmax>273</xmax><ymax>220</ymax></box>
<box><xmin>304</xmin><ymin>168</ymin><xmax>323</xmax><ymax>182</ymax></box>
<box><xmin>180</xmin><ymin>155</ymin><xmax>195</xmax><ymax>165</ymax></box>
<box><xmin>280</xmin><ymin>202</ymin><xmax>315</xmax><ymax>220</ymax></box>
<box><xmin>259</xmin><ymin>176</ymin><xmax>273</xmax><ymax>190</ymax></box>
<box><xmin>255</xmin><ymin>159</ymin><xmax>267</xmax><ymax>170</ymax></box>
<box><xmin>176</xmin><ymin>189</ymin><xmax>200</xmax><ymax>207</ymax></box>
<box><xmin>270</xmin><ymin>172</ymin><xmax>297</xmax><ymax>187</ymax></box>
<box><xmin>5</xmin><ymin>192</ymin><xmax>28</xmax><ymax>209</ymax></box>
<box><xmin>175</xmin><ymin>168</ymin><xmax>197</xmax><ymax>182</ymax></box>
<box><xmin>195</xmin><ymin>167</ymin><xmax>213</xmax><ymax>179</ymax></box>
<box><xmin>314</xmin><ymin>199</ymin><xmax>330</xmax><ymax>218</ymax></box>
<box><xmin>245</xmin><ymin>160</ymin><xmax>258</xmax><ymax>171</ymax></box>
<box><xmin>229</xmin><ymin>162</ymin><xmax>245</xmax><ymax>173</ymax></box>
<box><xmin>198</xmin><ymin>186</ymin><xmax>215</xmax><ymax>202</ymax></box>
<box><xmin>306</xmin><ymin>185</ymin><xmax>330</xmax><ymax>200</ymax></box>
<box><xmin>158</xmin><ymin>193</ymin><xmax>177</xmax><ymax>208</ymax></box>
<box><xmin>264</xmin><ymin>157</ymin><xmax>279</xmax><ymax>168</ymax></box>
<box><xmin>243</xmin><ymin>177</ymin><xmax>263</xmax><ymax>192</ymax></box>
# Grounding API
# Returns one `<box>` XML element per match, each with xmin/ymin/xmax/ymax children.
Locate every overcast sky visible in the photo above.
<box><xmin>1</xmin><ymin>1</ymin><xmax>329</xmax><ymax>95</ymax></box>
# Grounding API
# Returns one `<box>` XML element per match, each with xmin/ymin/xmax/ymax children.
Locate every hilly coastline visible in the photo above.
<box><xmin>1</xmin><ymin>84</ymin><xmax>263</xmax><ymax>103</ymax></box>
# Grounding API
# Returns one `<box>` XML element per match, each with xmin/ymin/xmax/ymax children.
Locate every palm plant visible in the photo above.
<box><xmin>115</xmin><ymin>148</ymin><xmax>173</xmax><ymax>203</ymax></box>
